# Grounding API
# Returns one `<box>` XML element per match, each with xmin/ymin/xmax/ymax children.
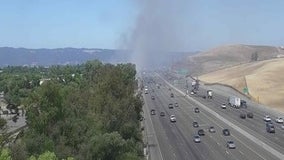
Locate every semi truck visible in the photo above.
<box><xmin>228</xmin><ymin>96</ymin><xmax>241</xmax><ymax>108</ymax></box>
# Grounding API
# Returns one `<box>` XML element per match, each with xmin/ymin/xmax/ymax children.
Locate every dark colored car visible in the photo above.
<box><xmin>193</xmin><ymin>121</ymin><xmax>199</xmax><ymax>128</ymax></box>
<box><xmin>170</xmin><ymin>93</ymin><xmax>174</xmax><ymax>98</ymax></box>
<box><xmin>223</xmin><ymin>129</ymin><xmax>230</xmax><ymax>136</ymax></box>
<box><xmin>168</xmin><ymin>103</ymin><xmax>174</xmax><ymax>109</ymax></box>
<box><xmin>266</xmin><ymin>123</ymin><xmax>275</xmax><ymax>133</ymax></box>
<box><xmin>160</xmin><ymin>112</ymin><xmax>165</xmax><ymax>117</ymax></box>
<box><xmin>240</xmin><ymin>113</ymin><xmax>246</xmax><ymax>119</ymax></box>
<box><xmin>151</xmin><ymin>96</ymin><xmax>155</xmax><ymax>100</ymax></box>
<box><xmin>198</xmin><ymin>129</ymin><xmax>205</xmax><ymax>136</ymax></box>
<box><xmin>247</xmin><ymin>112</ymin><xmax>254</xmax><ymax>118</ymax></box>
<box><xmin>194</xmin><ymin>107</ymin><xmax>200</xmax><ymax>113</ymax></box>
<box><xmin>240</xmin><ymin>100</ymin><xmax>247</xmax><ymax>108</ymax></box>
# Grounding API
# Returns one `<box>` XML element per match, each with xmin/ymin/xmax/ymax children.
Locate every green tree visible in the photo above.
<box><xmin>91</xmin><ymin>132</ymin><xmax>126</xmax><ymax>160</ymax></box>
<box><xmin>0</xmin><ymin>118</ymin><xmax>7</xmax><ymax>129</ymax></box>
<box><xmin>0</xmin><ymin>148</ymin><xmax>12</xmax><ymax>160</ymax></box>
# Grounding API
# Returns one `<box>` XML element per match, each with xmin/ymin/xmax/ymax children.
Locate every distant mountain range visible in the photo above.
<box><xmin>0</xmin><ymin>47</ymin><xmax>193</xmax><ymax>68</ymax></box>
<box><xmin>0</xmin><ymin>47</ymin><xmax>131</xmax><ymax>67</ymax></box>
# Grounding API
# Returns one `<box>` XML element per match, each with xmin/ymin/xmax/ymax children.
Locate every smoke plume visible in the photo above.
<box><xmin>127</xmin><ymin>0</ymin><xmax>191</xmax><ymax>70</ymax></box>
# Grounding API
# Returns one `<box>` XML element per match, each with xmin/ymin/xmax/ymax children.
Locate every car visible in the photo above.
<box><xmin>194</xmin><ymin>107</ymin><xmax>200</xmax><ymax>113</ymax></box>
<box><xmin>174</xmin><ymin>102</ymin><xmax>179</xmax><ymax>107</ymax></box>
<box><xmin>170</xmin><ymin>93</ymin><xmax>174</xmax><ymax>98</ymax></box>
<box><xmin>263</xmin><ymin>115</ymin><xmax>272</xmax><ymax>122</ymax></box>
<box><xmin>160</xmin><ymin>112</ymin><xmax>165</xmax><ymax>117</ymax></box>
<box><xmin>170</xmin><ymin>115</ymin><xmax>176</xmax><ymax>122</ymax></box>
<box><xmin>150</xmin><ymin>109</ymin><xmax>156</xmax><ymax>115</ymax></box>
<box><xmin>240</xmin><ymin>113</ymin><xmax>246</xmax><ymax>119</ymax></box>
<box><xmin>266</xmin><ymin>123</ymin><xmax>275</xmax><ymax>133</ymax></box>
<box><xmin>227</xmin><ymin>141</ymin><xmax>236</xmax><ymax>149</ymax></box>
<box><xmin>247</xmin><ymin>112</ymin><xmax>254</xmax><ymax>118</ymax></box>
<box><xmin>223</xmin><ymin>129</ymin><xmax>230</xmax><ymax>136</ymax></box>
<box><xmin>151</xmin><ymin>96</ymin><xmax>155</xmax><ymax>100</ymax></box>
<box><xmin>221</xmin><ymin>103</ymin><xmax>226</xmax><ymax>109</ymax></box>
<box><xmin>193</xmin><ymin>135</ymin><xmax>201</xmax><ymax>143</ymax></box>
<box><xmin>144</xmin><ymin>88</ymin><xmax>149</xmax><ymax>94</ymax></box>
<box><xmin>168</xmin><ymin>103</ymin><xmax>174</xmax><ymax>109</ymax></box>
<box><xmin>193</xmin><ymin>121</ymin><xmax>199</xmax><ymax>128</ymax></box>
<box><xmin>198</xmin><ymin>129</ymin><xmax>205</xmax><ymax>136</ymax></box>
<box><xmin>208</xmin><ymin>126</ymin><xmax>216</xmax><ymax>133</ymax></box>
<box><xmin>275</xmin><ymin>117</ymin><xmax>283</xmax><ymax>123</ymax></box>
<box><xmin>240</xmin><ymin>100</ymin><xmax>247</xmax><ymax>108</ymax></box>
<box><xmin>190</xmin><ymin>91</ymin><xmax>195</xmax><ymax>95</ymax></box>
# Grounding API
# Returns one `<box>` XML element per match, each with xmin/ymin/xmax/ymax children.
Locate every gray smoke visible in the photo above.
<box><xmin>127</xmin><ymin>0</ymin><xmax>191</xmax><ymax>70</ymax></box>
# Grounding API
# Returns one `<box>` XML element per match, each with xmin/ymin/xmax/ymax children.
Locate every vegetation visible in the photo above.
<box><xmin>251</xmin><ymin>52</ymin><xmax>258</xmax><ymax>61</ymax></box>
<box><xmin>0</xmin><ymin>60</ymin><xmax>143</xmax><ymax>160</ymax></box>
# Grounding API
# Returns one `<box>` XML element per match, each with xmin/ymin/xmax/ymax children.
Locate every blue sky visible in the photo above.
<box><xmin>0</xmin><ymin>0</ymin><xmax>283</xmax><ymax>51</ymax></box>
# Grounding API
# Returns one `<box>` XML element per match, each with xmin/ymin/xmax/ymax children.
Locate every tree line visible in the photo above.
<box><xmin>0</xmin><ymin>60</ymin><xmax>144</xmax><ymax>160</ymax></box>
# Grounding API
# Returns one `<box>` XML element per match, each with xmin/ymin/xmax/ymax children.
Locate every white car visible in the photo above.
<box><xmin>263</xmin><ymin>115</ymin><xmax>272</xmax><ymax>122</ymax></box>
<box><xmin>221</xmin><ymin>104</ymin><xmax>226</xmax><ymax>109</ymax></box>
<box><xmin>170</xmin><ymin>115</ymin><xmax>176</xmax><ymax>122</ymax></box>
<box><xmin>193</xmin><ymin>135</ymin><xmax>201</xmax><ymax>143</ymax></box>
<box><xmin>227</xmin><ymin>141</ymin><xmax>236</xmax><ymax>149</ymax></box>
<box><xmin>275</xmin><ymin>117</ymin><xmax>284</xmax><ymax>123</ymax></box>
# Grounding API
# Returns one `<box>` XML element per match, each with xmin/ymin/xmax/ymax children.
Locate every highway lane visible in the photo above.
<box><xmin>142</xmin><ymin>73</ymin><xmax>283</xmax><ymax>160</ymax></box>
<box><xmin>158</xmin><ymin>73</ymin><xmax>284</xmax><ymax>159</ymax></box>
<box><xmin>171</xmin><ymin>77</ymin><xmax>284</xmax><ymax>151</ymax></box>
<box><xmin>155</xmin><ymin>83</ymin><xmax>276</xmax><ymax>160</ymax></box>
<box><xmin>142</xmin><ymin>92</ymin><xmax>164</xmax><ymax>160</ymax></box>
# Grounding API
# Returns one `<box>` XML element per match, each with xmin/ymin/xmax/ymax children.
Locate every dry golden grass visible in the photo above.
<box><xmin>186</xmin><ymin>44</ymin><xmax>284</xmax><ymax>75</ymax></box>
<box><xmin>199</xmin><ymin>58</ymin><xmax>284</xmax><ymax>112</ymax></box>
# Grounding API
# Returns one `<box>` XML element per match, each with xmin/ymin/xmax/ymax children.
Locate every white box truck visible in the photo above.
<box><xmin>207</xmin><ymin>90</ymin><xmax>213</xmax><ymax>99</ymax></box>
<box><xmin>228</xmin><ymin>96</ymin><xmax>241</xmax><ymax>108</ymax></box>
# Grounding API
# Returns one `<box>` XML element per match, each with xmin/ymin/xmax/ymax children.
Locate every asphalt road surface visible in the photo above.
<box><xmin>141</xmin><ymin>72</ymin><xmax>284</xmax><ymax>160</ymax></box>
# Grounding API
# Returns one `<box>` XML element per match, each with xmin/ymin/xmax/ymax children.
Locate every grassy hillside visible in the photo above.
<box><xmin>199</xmin><ymin>58</ymin><xmax>284</xmax><ymax>112</ymax></box>
<box><xmin>185</xmin><ymin>44</ymin><xmax>284</xmax><ymax>75</ymax></box>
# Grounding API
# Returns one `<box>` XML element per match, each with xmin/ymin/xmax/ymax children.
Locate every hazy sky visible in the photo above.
<box><xmin>0</xmin><ymin>0</ymin><xmax>283</xmax><ymax>51</ymax></box>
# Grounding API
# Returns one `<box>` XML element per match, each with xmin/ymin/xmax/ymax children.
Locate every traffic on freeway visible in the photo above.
<box><xmin>140</xmin><ymin>71</ymin><xmax>284</xmax><ymax>160</ymax></box>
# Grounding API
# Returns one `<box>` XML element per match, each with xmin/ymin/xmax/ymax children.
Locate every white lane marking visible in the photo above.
<box><xmin>143</xmin><ymin>94</ymin><xmax>164</xmax><ymax>160</ymax></box>
<box><xmin>231</xmin><ymin>134</ymin><xmax>266</xmax><ymax>160</ymax></box>
<box><xmin>240</xmin><ymin>151</ymin><xmax>244</xmax><ymax>155</ymax></box>
<box><xmin>160</xmin><ymin>75</ymin><xmax>284</xmax><ymax>160</ymax></box>
<box><xmin>185</xmin><ymin>94</ymin><xmax>267</xmax><ymax>160</ymax></box>
<box><xmin>226</xmin><ymin>150</ymin><xmax>229</xmax><ymax>154</ymax></box>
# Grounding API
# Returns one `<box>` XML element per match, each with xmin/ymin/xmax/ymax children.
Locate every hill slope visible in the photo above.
<box><xmin>185</xmin><ymin>44</ymin><xmax>284</xmax><ymax>75</ymax></box>
<box><xmin>0</xmin><ymin>47</ymin><xmax>130</xmax><ymax>67</ymax></box>
<box><xmin>199</xmin><ymin>58</ymin><xmax>284</xmax><ymax>112</ymax></box>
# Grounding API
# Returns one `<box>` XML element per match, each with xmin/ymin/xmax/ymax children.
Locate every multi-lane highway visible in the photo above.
<box><xmin>141</xmin><ymin>72</ymin><xmax>284</xmax><ymax>160</ymax></box>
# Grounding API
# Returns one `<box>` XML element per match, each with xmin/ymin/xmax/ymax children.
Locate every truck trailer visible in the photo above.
<box><xmin>228</xmin><ymin>96</ymin><xmax>241</xmax><ymax>108</ymax></box>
